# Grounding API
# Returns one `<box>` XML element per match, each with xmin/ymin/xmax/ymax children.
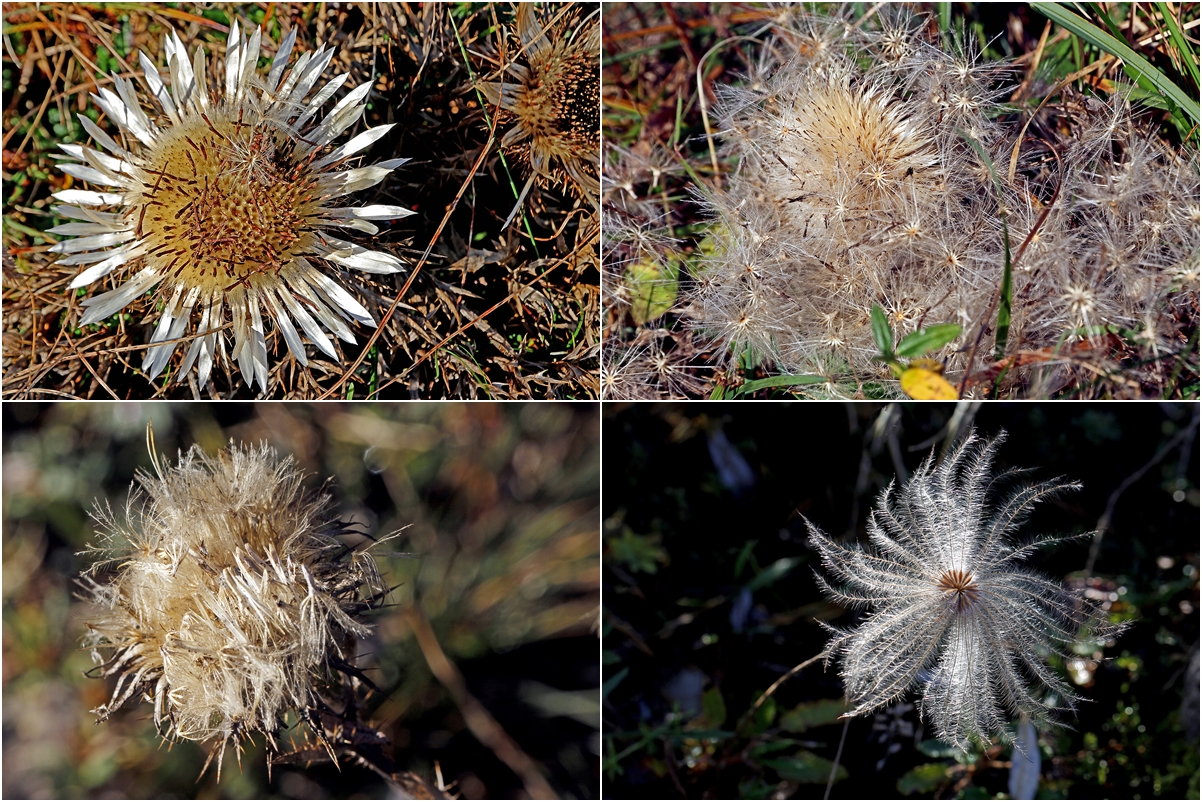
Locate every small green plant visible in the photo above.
<box><xmin>871</xmin><ymin>305</ymin><xmax>962</xmax><ymax>399</ymax></box>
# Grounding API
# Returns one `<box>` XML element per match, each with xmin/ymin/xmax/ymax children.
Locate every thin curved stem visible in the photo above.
<box><xmin>825</xmin><ymin>716</ymin><xmax>851</xmax><ymax>800</ymax></box>
<box><xmin>737</xmin><ymin>648</ymin><xmax>829</xmax><ymax>733</ymax></box>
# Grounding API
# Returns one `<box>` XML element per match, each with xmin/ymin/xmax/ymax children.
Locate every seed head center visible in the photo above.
<box><xmin>134</xmin><ymin>112</ymin><xmax>322</xmax><ymax>289</ymax></box>
<box><xmin>936</xmin><ymin>568</ymin><xmax>981</xmax><ymax>614</ymax></box>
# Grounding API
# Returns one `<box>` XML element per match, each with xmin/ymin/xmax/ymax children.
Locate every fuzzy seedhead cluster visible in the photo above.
<box><xmin>691</xmin><ymin>10</ymin><xmax>1198</xmax><ymax>394</ymax></box>
<box><xmin>79</xmin><ymin>437</ymin><xmax>386</xmax><ymax>779</ymax></box>
<box><xmin>601</xmin><ymin>142</ymin><xmax>710</xmax><ymax>399</ymax></box>
<box><xmin>807</xmin><ymin>430</ymin><xmax>1127</xmax><ymax>752</ymax></box>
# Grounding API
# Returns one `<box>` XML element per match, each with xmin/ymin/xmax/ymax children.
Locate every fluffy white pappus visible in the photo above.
<box><xmin>79</xmin><ymin>437</ymin><xmax>386</xmax><ymax>780</ymax></box>
<box><xmin>807</xmin><ymin>430</ymin><xmax>1128</xmax><ymax>753</ymax></box>
<box><xmin>688</xmin><ymin>10</ymin><xmax>1198</xmax><ymax>395</ymax></box>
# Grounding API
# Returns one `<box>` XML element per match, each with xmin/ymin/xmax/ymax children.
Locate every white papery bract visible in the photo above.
<box><xmin>808</xmin><ymin>430</ymin><xmax>1126</xmax><ymax>752</ymax></box>
<box><xmin>51</xmin><ymin>21</ymin><xmax>413</xmax><ymax>391</ymax></box>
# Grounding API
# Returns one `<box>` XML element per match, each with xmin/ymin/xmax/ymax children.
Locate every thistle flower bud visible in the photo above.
<box><xmin>78</xmin><ymin>431</ymin><xmax>386</xmax><ymax>779</ymax></box>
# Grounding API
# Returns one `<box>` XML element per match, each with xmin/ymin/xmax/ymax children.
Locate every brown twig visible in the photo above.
<box><xmin>735</xmin><ymin>649</ymin><xmax>828</xmax><ymax>734</ymax></box>
<box><xmin>402</xmin><ymin>606</ymin><xmax>557</xmax><ymax>800</ymax></box>
<box><xmin>317</xmin><ymin>94</ymin><xmax>502</xmax><ymax>400</ymax></box>
<box><xmin>1085</xmin><ymin>408</ymin><xmax>1199</xmax><ymax>577</ymax></box>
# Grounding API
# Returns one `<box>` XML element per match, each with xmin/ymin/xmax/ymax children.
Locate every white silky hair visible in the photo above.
<box><xmin>808</xmin><ymin>429</ymin><xmax>1128</xmax><ymax>753</ymax></box>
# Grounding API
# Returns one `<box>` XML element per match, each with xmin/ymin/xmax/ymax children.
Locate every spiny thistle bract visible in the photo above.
<box><xmin>807</xmin><ymin>430</ymin><xmax>1127</xmax><ymax>753</ymax></box>
<box><xmin>78</xmin><ymin>435</ymin><xmax>387</xmax><ymax>779</ymax></box>
<box><xmin>51</xmin><ymin>21</ymin><xmax>413</xmax><ymax>392</ymax></box>
<box><xmin>691</xmin><ymin>10</ymin><xmax>1198</xmax><ymax>396</ymax></box>
<box><xmin>478</xmin><ymin>3</ymin><xmax>600</xmax><ymax>219</ymax></box>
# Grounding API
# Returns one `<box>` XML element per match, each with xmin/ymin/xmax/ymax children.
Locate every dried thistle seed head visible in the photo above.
<box><xmin>479</xmin><ymin>3</ymin><xmax>600</xmax><ymax>211</ymax></box>
<box><xmin>807</xmin><ymin>430</ymin><xmax>1128</xmax><ymax>753</ymax></box>
<box><xmin>78</xmin><ymin>433</ymin><xmax>386</xmax><ymax>780</ymax></box>
<box><xmin>764</xmin><ymin>72</ymin><xmax>947</xmax><ymax>247</ymax></box>
<box><xmin>691</xmin><ymin>10</ymin><xmax>1198</xmax><ymax>394</ymax></box>
<box><xmin>50</xmin><ymin>21</ymin><xmax>415</xmax><ymax>391</ymax></box>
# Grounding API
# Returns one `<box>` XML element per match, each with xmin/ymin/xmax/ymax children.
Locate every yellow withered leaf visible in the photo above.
<box><xmin>625</xmin><ymin>255</ymin><xmax>680</xmax><ymax>325</ymax></box>
<box><xmin>901</xmin><ymin>361</ymin><xmax>958</xmax><ymax>400</ymax></box>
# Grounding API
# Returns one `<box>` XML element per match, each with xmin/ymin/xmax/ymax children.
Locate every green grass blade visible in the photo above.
<box><xmin>870</xmin><ymin>305</ymin><xmax>894</xmax><ymax>358</ymax></box>
<box><xmin>603</xmin><ymin>667</ymin><xmax>630</xmax><ymax>699</ymax></box>
<box><xmin>1035</xmin><ymin>3</ymin><xmax>1200</xmax><ymax>124</ymax></box>
<box><xmin>996</xmin><ymin>249</ymin><xmax>1012</xmax><ymax>360</ymax></box>
<box><xmin>1154</xmin><ymin>2</ymin><xmax>1200</xmax><ymax>89</ymax></box>
<box><xmin>731</xmin><ymin>374</ymin><xmax>827</xmax><ymax>397</ymax></box>
<box><xmin>1083</xmin><ymin>2</ymin><xmax>1124</xmax><ymax>41</ymax></box>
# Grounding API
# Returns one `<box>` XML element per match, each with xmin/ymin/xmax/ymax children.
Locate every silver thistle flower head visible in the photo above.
<box><xmin>478</xmin><ymin>4</ymin><xmax>600</xmax><ymax>214</ymax></box>
<box><xmin>807</xmin><ymin>430</ymin><xmax>1127</xmax><ymax>752</ymax></box>
<box><xmin>51</xmin><ymin>21</ymin><xmax>413</xmax><ymax>391</ymax></box>
<box><xmin>78</xmin><ymin>431</ymin><xmax>386</xmax><ymax>780</ymax></box>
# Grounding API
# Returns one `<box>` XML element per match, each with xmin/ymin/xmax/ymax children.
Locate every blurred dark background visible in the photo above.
<box><xmin>2</xmin><ymin>402</ymin><xmax>599</xmax><ymax>799</ymax></box>
<box><xmin>602</xmin><ymin>402</ymin><xmax>1199</xmax><ymax>799</ymax></box>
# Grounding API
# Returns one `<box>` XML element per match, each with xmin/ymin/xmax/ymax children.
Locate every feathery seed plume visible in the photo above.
<box><xmin>808</xmin><ymin>430</ymin><xmax>1127</xmax><ymax>752</ymax></box>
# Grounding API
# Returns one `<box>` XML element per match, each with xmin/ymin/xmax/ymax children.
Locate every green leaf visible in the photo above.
<box><xmin>917</xmin><ymin>739</ymin><xmax>964</xmax><ymax>759</ymax></box>
<box><xmin>746</xmin><ymin>557</ymin><xmax>801</xmax><ymax>592</ymax></box>
<box><xmin>602</xmin><ymin>667</ymin><xmax>629</xmax><ymax>700</ymax></box>
<box><xmin>762</xmin><ymin>751</ymin><xmax>848</xmax><ymax>784</ymax></box>
<box><xmin>780</xmin><ymin>698</ymin><xmax>848</xmax><ymax>733</ymax></box>
<box><xmin>917</xmin><ymin>738</ymin><xmax>979</xmax><ymax>764</ymax></box>
<box><xmin>895</xmin><ymin>324</ymin><xmax>962</xmax><ymax>358</ymax></box>
<box><xmin>751</xmin><ymin>696</ymin><xmax>777</xmax><ymax>734</ymax></box>
<box><xmin>607</xmin><ymin>528</ymin><xmax>668</xmax><ymax>574</ymax></box>
<box><xmin>737</xmin><ymin>777</ymin><xmax>780</xmax><ymax>799</ymax></box>
<box><xmin>871</xmin><ymin>305</ymin><xmax>894</xmax><ymax>358</ymax></box>
<box><xmin>701</xmin><ymin>687</ymin><xmax>727</xmax><ymax>729</ymax></box>
<box><xmin>731</xmin><ymin>374</ymin><xmax>826</xmax><ymax>397</ymax></box>
<box><xmin>625</xmin><ymin>255</ymin><xmax>680</xmax><ymax>325</ymax></box>
<box><xmin>669</xmin><ymin>729</ymin><xmax>735</xmax><ymax>742</ymax></box>
<box><xmin>745</xmin><ymin>738</ymin><xmax>816</xmax><ymax>759</ymax></box>
<box><xmin>897</xmin><ymin>763</ymin><xmax>949</xmax><ymax>795</ymax></box>
<box><xmin>1034</xmin><ymin>3</ymin><xmax>1199</xmax><ymax>124</ymax></box>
